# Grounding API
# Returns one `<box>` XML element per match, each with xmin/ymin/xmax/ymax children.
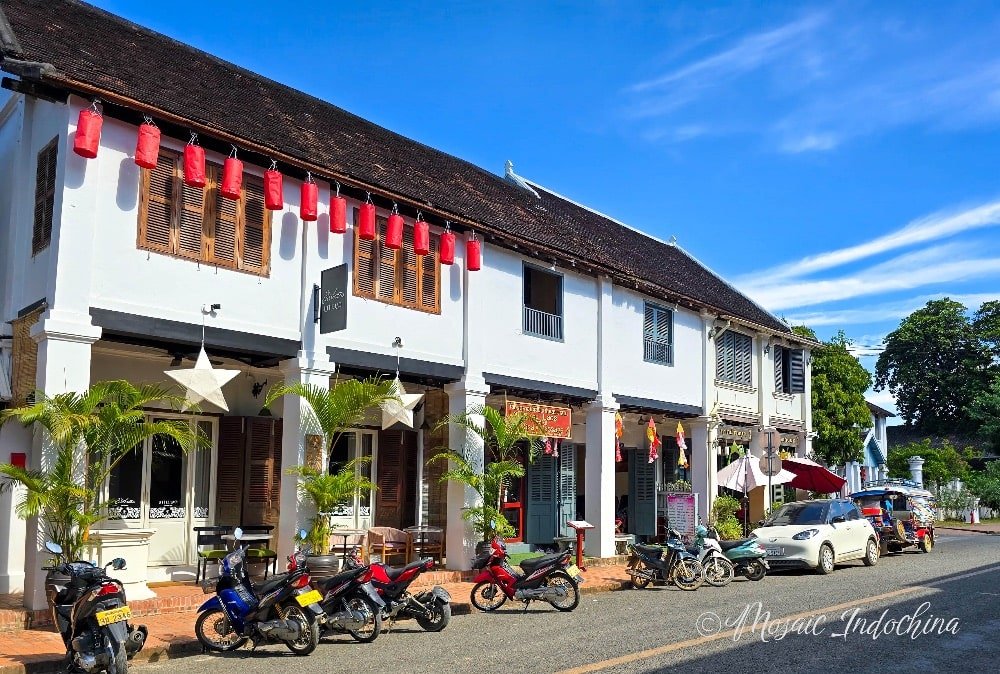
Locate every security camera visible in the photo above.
<box><xmin>392</xmin><ymin>337</ymin><xmax>404</xmax><ymax>348</ymax></box>
<box><xmin>202</xmin><ymin>303</ymin><xmax>222</xmax><ymax>314</ymax></box>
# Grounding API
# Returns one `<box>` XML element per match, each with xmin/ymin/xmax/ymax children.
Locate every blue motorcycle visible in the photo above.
<box><xmin>195</xmin><ymin>529</ymin><xmax>324</xmax><ymax>655</ymax></box>
<box><xmin>707</xmin><ymin>527</ymin><xmax>769</xmax><ymax>581</ymax></box>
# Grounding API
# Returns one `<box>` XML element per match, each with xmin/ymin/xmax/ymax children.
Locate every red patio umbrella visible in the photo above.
<box><xmin>782</xmin><ymin>456</ymin><xmax>846</xmax><ymax>494</ymax></box>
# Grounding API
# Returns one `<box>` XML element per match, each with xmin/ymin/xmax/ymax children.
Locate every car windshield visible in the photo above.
<box><xmin>764</xmin><ymin>502</ymin><xmax>828</xmax><ymax>526</ymax></box>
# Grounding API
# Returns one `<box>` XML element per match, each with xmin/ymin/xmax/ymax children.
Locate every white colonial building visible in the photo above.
<box><xmin>0</xmin><ymin>0</ymin><xmax>813</xmax><ymax>609</ymax></box>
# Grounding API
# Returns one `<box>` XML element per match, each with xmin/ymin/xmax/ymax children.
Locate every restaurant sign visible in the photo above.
<box><xmin>718</xmin><ymin>425</ymin><xmax>753</xmax><ymax>442</ymax></box>
<box><xmin>505</xmin><ymin>401</ymin><xmax>572</xmax><ymax>439</ymax></box>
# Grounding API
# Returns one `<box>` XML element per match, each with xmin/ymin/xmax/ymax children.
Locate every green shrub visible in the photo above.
<box><xmin>711</xmin><ymin>494</ymin><xmax>741</xmax><ymax>524</ymax></box>
<box><xmin>715</xmin><ymin>517</ymin><xmax>744</xmax><ymax>540</ymax></box>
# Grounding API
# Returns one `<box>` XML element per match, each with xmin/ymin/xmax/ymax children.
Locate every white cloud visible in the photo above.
<box><xmin>786</xmin><ymin>293</ymin><xmax>1000</xmax><ymax>327</ymax></box>
<box><xmin>779</xmin><ymin>132</ymin><xmax>840</xmax><ymax>153</ymax></box>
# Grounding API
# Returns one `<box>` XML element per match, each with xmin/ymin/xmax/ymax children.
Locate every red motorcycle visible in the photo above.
<box><xmin>469</xmin><ymin>538</ymin><xmax>583</xmax><ymax>612</ymax></box>
<box><xmin>344</xmin><ymin>551</ymin><xmax>451</xmax><ymax>632</ymax></box>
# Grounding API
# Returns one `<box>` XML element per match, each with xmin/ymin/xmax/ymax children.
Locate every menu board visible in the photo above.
<box><xmin>665</xmin><ymin>492</ymin><xmax>698</xmax><ymax>540</ymax></box>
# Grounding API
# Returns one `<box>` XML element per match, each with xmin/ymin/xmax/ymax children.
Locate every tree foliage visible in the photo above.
<box><xmin>969</xmin><ymin>377</ymin><xmax>1000</xmax><ymax>453</ymax></box>
<box><xmin>966</xmin><ymin>460</ymin><xmax>1000</xmax><ymax>512</ymax></box>
<box><xmin>886</xmin><ymin>439</ymin><xmax>971</xmax><ymax>490</ymax></box>
<box><xmin>795</xmin><ymin>328</ymin><xmax>872</xmax><ymax>466</ymax></box>
<box><xmin>875</xmin><ymin>298</ymin><xmax>994</xmax><ymax>433</ymax></box>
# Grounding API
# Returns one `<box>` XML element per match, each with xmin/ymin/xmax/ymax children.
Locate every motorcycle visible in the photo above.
<box><xmin>42</xmin><ymin>541</ymin><xmax>147</xmax><ymax>674</ymax></box>
<box><xmin>195</xmin><ymin>528</ymin><xmax>323</xmax><ymax>655</ymax></box>
<box><xmin>707</xmin><ymin>528</ymin><xmax>769</xmax><ymax>581</ymax></box>
<box><xmin>469</xmin><ymin>538</ymin><xmax>583</xmax><ymax>612</ymax></box>
<box><xmin>626</xmin><ymin>531</ymin><xmax>705</xmax><ymax>591</ymax></box>
<box><xmin>343</xmin><ymin>549</ymin><xmax>451</xmax><ymax>632</ymax></box>
<box><xmin>309</xmin><ymin>554</ymin><xmax>386</xmax><ymax>643</ymax></box>
<box><xmin>682</xmin><ymin>526</ymin><xmax>735</xmax><ymax>587</ymax></box>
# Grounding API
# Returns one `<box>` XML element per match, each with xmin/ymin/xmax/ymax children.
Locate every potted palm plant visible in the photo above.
<box><xmin>430</xmin><ymin>404</ymin><xmax>542</xmax><ymax>552</ymax></box>
<box><xmin>287</xmin><ymin>459</ymin><xmax>375</xmax><ymax>556</ymax></box>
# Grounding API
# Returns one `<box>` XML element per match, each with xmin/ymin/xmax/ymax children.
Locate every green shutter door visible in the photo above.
<box><xmin>526</xmin><ymin>454</ymin><xmax>557</xmax><ymax>545</ymax></box>
<box><xmin>629</xmin><ymin>448</ymin><xmax>657</xmax><ymax>536</ymax></box>
<box><xmin>557</xmin><ymin>445</ymin><xmax>577</xmax><ymax>537</ymax></box>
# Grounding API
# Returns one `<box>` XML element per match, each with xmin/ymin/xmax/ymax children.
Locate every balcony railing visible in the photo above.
<box><xmin>523</xmin><ymin>306</ymin><xmax>563</xmax><ymax>341</ymax></box>
<box><xmin>644</xmin><ymin>337</ymin><xmax>672</xmax><ymax>365</ymax></box>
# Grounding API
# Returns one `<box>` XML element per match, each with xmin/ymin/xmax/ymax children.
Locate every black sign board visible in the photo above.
<box><xmin>319</xmin><ymin>264</ymin><xmax>347</xmax><ymax>333</ymax></box>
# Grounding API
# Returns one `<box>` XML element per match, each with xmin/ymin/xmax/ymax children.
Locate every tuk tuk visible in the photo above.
<box><xmin>850</xmin><ymin>479</ymin><xmax>936</xmax><ymax>555</ymax></box>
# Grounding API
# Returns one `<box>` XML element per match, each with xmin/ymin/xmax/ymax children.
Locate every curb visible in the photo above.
<box><xmin>2</xmin><ymin>579</ymin><xmax>630</xmax><ymax>674</ymax></box>
<box><xmin>937</xmin><ymin>526</ymin><xmax>1000</xmax><ymax>535</ymax></box>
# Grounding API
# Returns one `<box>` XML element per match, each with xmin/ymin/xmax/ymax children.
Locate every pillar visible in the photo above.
<box><xmin>277</xmin><ymin>351</ymin><xmax>337</xmax><ymax>561</ymax></box>
<box><xmin>688</xmin><ymin>418</ymin><xmax>715</xmax><ymax>525</ymax></box>
<box><xmin>908</xmin><ymin>456</ymin><xmax>925</xmax><ymax>488</ymax></box>
<box><xmin>443</xmin><ymin>375</ymin><xmax>488</xmax><ymax>570</ymax></box>
<box><xmin>584</xmin><ymin>394</ymin><xmax>618</xmax><ymax>558</ymax></box>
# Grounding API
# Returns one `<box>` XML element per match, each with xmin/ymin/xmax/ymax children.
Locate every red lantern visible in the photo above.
<box><xmin>73</xmin><ymin>106</ymin><xmax>102</xmax><ymax>159</ymax></box>
<box><xmin>330</xmin><ymin>195</ymin><xmax>347</xmax><ymax>233</ymax></box>
<box><xmin>467</xmin><ymin>235</ymin><xmax>482</xmax><ymax>271</ymax></box>
<box><xmin>358</xmin><ymin>200</ymin><xmax>377</xmax><ymax>241</ymax></box>
<box><xmin>134</xmin><ymin>120</ymin><xmax>160</xmax><ymax>169</ymax></box>
<box><xmin>440</xmin><ymin>229</ymin><xmax>455</xmax><ymax>265</ymax></box>
<box><xmin>263</xmin><ymin>168</ymin><xmax>283</xmax><ymax>210</ymax></box>
<box><xmin>414</xmin><ymin>217</ymin><xmax>430</xmax><ymax>255</ymax></box>
<box><xmin>183</xmin><ymin>142</ymin><xmax>206</xmax><ymax>188</ymax></box>
<box><xmin>300</xmin><ymin>175</ymin><xmax>318</xmax><ymax>222</ymax></box>
<box><xmin>221</xmin><ymin>156</ymin><xmax>243</xmax><ymax>200</ymax></box>
<box><xmin>386</xmin><ymin>209</ymin><xmax>404</xmax><ymax>250</ymax></box>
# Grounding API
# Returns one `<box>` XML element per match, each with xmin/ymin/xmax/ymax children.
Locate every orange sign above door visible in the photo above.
<box><xmin>505</xmin><ymin>401</ymin><xmax>572</xmax><ymax>439</ymax></box>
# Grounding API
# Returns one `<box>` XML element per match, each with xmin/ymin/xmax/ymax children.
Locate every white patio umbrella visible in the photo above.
<box><xmin>716</xmin><ymin>455</ymin><xmax>797</xmax><ymax>492</ymax></box>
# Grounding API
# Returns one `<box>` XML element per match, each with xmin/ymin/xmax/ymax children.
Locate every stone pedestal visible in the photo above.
<box><xmin>86</xmin><ymin>529</ymin><xmax>157</xmax><ymax>601</ymax></box>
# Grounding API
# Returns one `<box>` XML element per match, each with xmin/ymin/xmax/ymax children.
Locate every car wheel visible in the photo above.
<box><xmin>816</xmin><ymin>544</ymin><xmax>835</xmax><ymax>575</ymax></box>
<box><xmin>862</xmin><ymin>538</ymin><xmax>878</xmax><ymax>566</ymax></box>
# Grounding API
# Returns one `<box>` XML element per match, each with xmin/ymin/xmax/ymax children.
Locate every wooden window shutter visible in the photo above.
<box><xmin>418</xmin><ymin>233</ymin><xmax>439</xmax><ymax>312</ymax></box>
<box><xmin>209</xmin><ymin>172</ymin><xmax>238</xmax><ymax>268</ymax></box>
<box><xmin>774</xmin><ymin>345</ymin><xmax>785</xmax><ymax>392</ymax></box>
<box><xmin>10</xmin><ymin>308</ymin><xmax>43</xmax><ymax>406</ymax></box>
<box><xmin>399</xmin><ymin>226</ymin><xmax>419</xmax><ymax>307</ymax></box>
<box><xmin>240</xmin><ymin>175</ymin><xmax>269</xmax><ymax>274</ymax></box>
<box><xmin>243</xmin><ymin>417</ymin><xmax>281</xmax><ymax>526</ymax></box>
<box><xmin>175</xmin><ymin>164</ymin><xmax>211</xmax><ymax>259</ymax></box>
<box><xmin>215</xmin><ymin>417</ymin><xmax>245</xmax><ymax>526</ymax></box>
<box><xmin>138</xmin><ymin>150</ymin><xmax>175</xmax><ymax>253</ymax></box>
<box><xmin>789</xmin><ymin>349</ymin><xmax>805</xmax><ymax>394</ymax></box>
<box><xmin>376</xmin><ymin>218</ymin><xmax>397</xmax><ymax>302</ymax></box>
<box><xmin>735</xmin><ymin>333</ymin><xmax>753</xmax><ymax>386</ymax></box>
<box><xmin>32</xmin><ymin>137</ymin><xmax>58</xmax><ymax>255</ymax></box>
<box><xmin>353</xmin><ymin>207</ymin><xmax>377</xmax><ymax>298</ymax></box>
<box><xmin>716</xmin><ymin>331</ymin><xmax>734</xmax><ymax>382</ymax></box>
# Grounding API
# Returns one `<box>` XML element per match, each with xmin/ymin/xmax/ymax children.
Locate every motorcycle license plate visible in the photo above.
<box><xmin>565</xmin><ymin>564</ymin><xmax>581</xmax><ymax>578</ymax></box>
<box><xmin>765</xmin><ymin>547</ymin><xmax>784</xmax><ymax>557</ymax></box>
<box><xmin>295</xmin><ymin>589</ymin><xmax>323</xmax><ymax>607</ymax></box>
<box><xmin>95</xmin><ymin>606</ymin><xmax>131</xmax><ymax>626</ymax></box>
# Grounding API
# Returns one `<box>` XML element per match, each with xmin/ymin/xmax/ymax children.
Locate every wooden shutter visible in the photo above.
<box><xmin>215</xmin><ymin>417</ymin><xmax>245</xmax><ymax>526</ymax></box>
<box><xmin>243</xmin><ymin>418</ymin><xmax>280</xmax><ymax>526</ymax></box>
<box><xmin>789</xmin><ymin>349</ymin><xmax>805</xmax><ymax>394</ymax></box>
<box><xmin>241</xmin><ymin>175</ymin><xmax>269</xmax><ymax>274</ymax></box>
<box><xmin>557</xmin><ymin>445</ymin><xmax>577</xmax><ymax>537</ymax></box>
<box><xmin>175</xmin><ymin>165</ymin><xmax>210</xmax><ymax>259</ymax></box>
<box><xmin>418</xmin><ymin>233</ymin><xmax>439</xmax><ymax>312</ymax></box>
<box><xmin>354</xmin><ymin>208</ymin><xmax>377</xmax><ymax>298</ymax></box>
<box><xmin>735</xmin><ymin>333</ymin><xmax>753</xmax><ymax>386</ymax></box>
<box><xmin>629</xmin><ymin>448</ymin><xmax>656</xmax><ymax>536</ymax></box>
<box><xmin>399</xmin><ymin>226</ymin><xmax>419</xmax><ymax>307</ymax></box>
<box><xmin>32</xmin><ymin>138</ymin><xmax>58</xmax><ymax>255</ymax></box>
<box><xmin>716</xmin><ymin>331</ymin><xmax>735</xmax><ymax>382</ymax></box>
<box><xmin>375</xmin><ymin>430</ymin><xmax>405</xmax><ymax>529</ymax></box>
<box><xmin>774</xmin><ymin>345</ymin><xmax>785</xmax><ymax>392</ymax></box>
<box><xmin>138</xmin><ymin>151</ymin><xmax>175</xmax><ymax>253</ymax></box>
<box><xmin>526</xmin><ymin>454</ymin><xmax>556</xmax><ymax>544</ymax></box>
<box><xmin>209</xmin><ymin>176</ymin><xmax>238</xmax><ymax>267</ymax></box>
<box><xmin>10</xmin><ymin>308</ymin><xmax>42</xmax><ymax>406</ymax></box>
<box><xmin>376</xmin><ymin>219</ymin><xmax>397</xmax><ymax>302</ymax></box>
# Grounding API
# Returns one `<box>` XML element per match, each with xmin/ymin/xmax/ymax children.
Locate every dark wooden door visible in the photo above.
<box><xmin>242</xmin><ymin>418</ymin><xmax>282</xmax><ymax>527</ymax></box>
<box><xmin>375</xmin><ymin>430</ymin><xmax>406</xmax><ymax>529</ymax></box>
<box><xmin>215</xmin><ymin>417</ymin><xmax>245</xmax><ymax>526</ymax></box>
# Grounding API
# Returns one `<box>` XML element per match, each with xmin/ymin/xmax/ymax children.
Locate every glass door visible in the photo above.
<box><xmin>327</xmin><ymin>430</ymin><xmax>378</xmax><ymax>531</ymax></box>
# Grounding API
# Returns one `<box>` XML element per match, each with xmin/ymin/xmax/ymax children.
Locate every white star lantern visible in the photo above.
<box><xmin>165</xmin><ymin>346</ymin><xmax>240</xmax><ymax>412</ymax></box>
<box><xmin>381</xmin><ymin>376</ymin><xmax>423</xmax><ymax>430</ymax></box>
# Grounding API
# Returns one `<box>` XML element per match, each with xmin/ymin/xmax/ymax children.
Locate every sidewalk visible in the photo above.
<box><xmin>0</xmin><ymin>564</ymin><xmax>631</xmax><ymax>674</ymax></box>
<box><xmin>937</xmin><ymin>522</ymin><xmax>1000</xmax><ymax>535</ymax></box>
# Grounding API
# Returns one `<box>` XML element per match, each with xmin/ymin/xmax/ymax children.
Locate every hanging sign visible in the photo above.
<box><xmin>319</xmin><ymin>264</ymin><xmax>348</xmax><ymax>333</ymax></box>
<box><xmin>504</xmin><ymin>400</ymin><xmax>571</xmax><ymax>439</ymax></box>
<box><xmin>665</xmin><ymin>492</ymin><xmax>698</xmax><ymax>541</ymax></box>
<box><xmin>718</xmin><ymin>425</ymin><xmax>752</xmax><ymax>442</ymax></box>
<box><xmin>779</xmin><ymin>433</ymin><xmax>799</xmax><ymax>448</ymax></box>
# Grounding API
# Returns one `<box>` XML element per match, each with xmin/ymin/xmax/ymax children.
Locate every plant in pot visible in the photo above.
<box><xmin>0</xmin><ymin>380</ymin><xmax>205</xmax><ymax>563</ymax></box>
<box><xmin>429</xmin><ymin>404</ymin><xmax>543</xmax><ymax>553</ymax></box>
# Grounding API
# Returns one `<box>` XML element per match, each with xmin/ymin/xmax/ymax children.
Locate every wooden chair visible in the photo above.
<box><xmin>239</xmin><ymin>524</ymin><xmax>277</xmax><ymax>576</ymax></box>
<box><xmin>365</xmin><ymin>527</ymin><xmax>412</xmax><ymax>565</ymax></box>
<box><xmin>194</xmin><ymin>525</ymin><xmax>233</xmax><ymax>583</ymax></box>
<box><xmin>410</xmin><ymin>529</ymin><xmax>444</xmax><ymax>564</ymax></box>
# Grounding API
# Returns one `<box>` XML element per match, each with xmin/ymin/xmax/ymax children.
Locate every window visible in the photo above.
<box><xmin>32</xmin><ymin>137</ymin><xmax>58</xmax><ymax>255</ymax></box>
<box><xmin>137</xmin><ymin>149</ymin><xmax>271</xmax><ymax>275</ymax></box>
<box><xmin>773</xmin><ymin>345</ymin><xmax>805</xmax><ymax>394</ymax></box>
<box><xmin>522</xmin><ymin>264</ymin><xmax>563</xmax><ymax>340</ymax></box>
<box><xmin>643</xmin><ymin>303</ymin><xmax>673</xmax><ymax>365</ymax></box>
<box><xmin>716</xmin><ymin>330</ymin><xmax>753</xmax><ymax>386</ymax></box>
<box><xmin>352</xmin><ymin>210</ymin><xmax>440</xmax><ymax>313</ymax></box>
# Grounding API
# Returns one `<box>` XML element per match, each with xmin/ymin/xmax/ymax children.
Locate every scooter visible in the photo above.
<box><xmin>42</xmin><ymin>541</ymin><xmax>147</xmax><ymax>674</ymax></box>
<box><xmin>627</xmin><ymin>531</ymin><xmax>705</xmax><ymax>591</ymax></box>
<box><xmin>469</xmin><ymin>538</ymin><xmax>583</xmax><ymax>612</ymax></box>
<box><xmin>301</xmin><ymin>548</ymin><xmax>386</xmax><ymax>643</ymax></box>
<box><xmin>683</xmin><ymin>526</ymin><xmax>735</xmax><ymax>587</ymax></box>
<box><xmin>707</xmin><ymin>527</ymin><xmax>769</xmax><ymax>581</ymax></box>
<box><xmin>343</xmin><ymin>549</ymin><xmax>451</xmax><ymax>632</ymax></box>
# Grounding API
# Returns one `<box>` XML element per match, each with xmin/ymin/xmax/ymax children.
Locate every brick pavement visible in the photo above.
<box><xmin>0</xmin><ymin>564</ymin><xmax>632</xmax><ymax>674</ymax></box>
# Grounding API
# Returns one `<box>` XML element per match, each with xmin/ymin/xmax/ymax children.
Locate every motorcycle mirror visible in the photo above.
<box><xmin>111</xmin><ymin>557</ymin><xmax>127</xmax><ymax>571</ymax></box>
<box><xmin>233</xmin><ymin>527</ymin><xmax>243</xmax><ymax>541</ymax></box>
<box><xmin>45</xmin><ymin>541</ymin><xmax>63</xmax><ymax>555</ymax></box>
<box><xmin>298</xmin><ymin>529</ymin><xmax>308</xmax><ymax>541</ymax></box>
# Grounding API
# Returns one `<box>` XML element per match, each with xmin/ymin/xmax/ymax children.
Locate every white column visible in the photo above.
<box><xmin>908</xmin><ymin>456</ymin><xmax>925</xmax><ymax>489</ymax></box>
<box><xmin>584</xmin><ymin>395</ymin><xmax>618</xmax><ymax>558</ymax></box>
<box><xmin>0</xmin><ymin>422</ymin><xmax>30</xmax><ymax>595</ymax></box>
<box><xmin>689</xmin><ymin>418</ymin><xmax>715</xmax><ymax>525</ymax></box>
<box><xmin>443</xmin><ymin>376</ymin><xmax>488</xmax><ymax>571</ymax></box>
<box><xmin>277</xmin><ymin>351</ymin><xmax>337</xmax><ymax>561</ymax></box>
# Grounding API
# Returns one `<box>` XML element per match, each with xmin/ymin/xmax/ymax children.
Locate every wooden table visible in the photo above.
<box><xmin>405</xmin><ymin>525</ymin><xmax>443</xmax><ymax>562</ymax></box>
<box><xmin>329</xmin><ymin>528</ymin><xmax>367</xmax><ymax>560</ymax></box>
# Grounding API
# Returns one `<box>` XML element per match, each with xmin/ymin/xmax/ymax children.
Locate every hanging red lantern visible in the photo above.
<box><xmin>220</xmin><ymin>149</ymin><xmax>243</xmax><ymax>200</ymax></box>
<box><xmin>73</xmin><ymin>104</ymin><xmax>102</xmax><ymax>159</ymax></box>
<box><xmin>467</xmin><ymin>234</ymin><xmax>482</xmax><ymax>271</ymax></box>
<box><xmin>134</xmin><ymin>118</ymin><xmax>160</xmax><ymax>169</ymax></box>
<box><xmin>263</xmin><ymin>164</ymin><xmax>283</xmax><ymax>210</ymax></box>
<box><xmin>330</xmin><ymin>182</ymin><xmax>346</xmax><ymax>234</ymax></box>
<box><xmin>358</xmin><ymin>197</ymin><xmax>377</xmax><ymax>241</ymax></box>
<box><xmin>440</xmin><ymin>226</ymin><xmax>455</xmax><ymax>265</ymax></box>
<box><xmin>386</xmin><ymin>206</ymin><xmax>404</xmax><ymax>250</ymax></box>
<box><xmin>414</xmin><ymin>215</ymin><xmax>430</xmax><ymax>256</ymax></box>
<box><xmin>183</xmin><ymin>134</ymin><xmax>206</xmax><ymax>188</ymax></box>
<box><xmin>300</xmin><ymin>172</ymin><xmax>318</xmax><ymax>222</ymax></box>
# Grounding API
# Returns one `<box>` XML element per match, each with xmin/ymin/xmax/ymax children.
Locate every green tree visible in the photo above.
<box><xmin>287</xmin><ymin>459</ymin><xmax>375</xmax><ymax>551</ymax></box>
<box><xmin>875</xmin><ymin>298</ymin><xmax>993</xmax><ymax>433</ymax></box>
<box><xmin>794</xmin><ymin>327</ymin><xmax>872</xmax><ymax>466</ymax></box>
<box><xmin>966</xmin><ymin>460</ymin><xmax>1000</xmax><ymax>512</ymax></box>
<box><xmin>886</xmin><ymin>439</ymin><xmax>971</xmax><ymax>491</ymax></box>
<box><xmin>968</xmin><ymin>377</ymin><xmax>1000</xmax><ymax>453</ymax></box>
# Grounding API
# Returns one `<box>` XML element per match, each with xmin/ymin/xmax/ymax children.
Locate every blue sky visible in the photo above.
<box><xmin>89</xmin><ymin>1</ymin><xmax>1000</xmax><ymax>416</ymax></box>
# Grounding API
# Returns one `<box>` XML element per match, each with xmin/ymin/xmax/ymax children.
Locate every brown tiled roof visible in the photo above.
<box><xmin>0</xmin><ymin>0</ymin><xmax>790</xmax><ymax>333</ymax></box>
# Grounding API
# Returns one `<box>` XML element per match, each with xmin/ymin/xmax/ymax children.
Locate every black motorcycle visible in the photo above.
<box><xmin>310</xmin><ymin>559</ymin><xmax>386</xmax><ymax>643</ymax></box>
<box><xmin>42</xmin><ymin>541</ymin><xmax>147</xmax><ymax>674</ymax></box>
<box><xmin>626</xmin><ymin>531</ymin><xmax>705</xmax><ymax>591</ymax></box>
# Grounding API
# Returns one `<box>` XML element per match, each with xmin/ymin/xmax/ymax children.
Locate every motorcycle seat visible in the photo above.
<box><xmin>317</xmin><ymin>566</ymin><xmax>366</xmax><ymax>591</ymax></box>
<box><xmin>256</xmin><ymin>573</ymin><xmax>292</xmax><ymax>595</ymax></box>
<box><xmin>634</xmin><ymin>544</ymin><xmax>664</xmax><ymax>557</ymax></box>
<box><xmin>384</xmin><ymin>559</ymin><xmax>429</xmax><ymax>580</ymax></box>
<box><xmin>718</xmin><ymin>539</ymin><xmax>754</xmax><ymax>551</ymax></box>
<box><xmin>686</xmin><ymin>546</ymin><xmax>702</xmax><ymax>556</ymax></box>
<box><xmin>519</xmin><ymin>553</ymin><xmax>564</xmax><ymax>571</ymax></box>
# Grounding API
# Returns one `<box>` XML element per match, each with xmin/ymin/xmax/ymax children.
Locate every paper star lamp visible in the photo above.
<box><xmin>165</xmin><ymin>346</ymin><xmax>240</xmax><ymax>411</ymax></box>
<box><xmin>381</xmin><ymin>376</ymin><xmax>423</xmax><ymax>430</ymax></box>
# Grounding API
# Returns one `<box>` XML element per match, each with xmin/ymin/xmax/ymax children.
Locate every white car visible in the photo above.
<box><xmin>751</xmin><ymin>499</ymin><xmax>879</xmax><ymax>574</ymax></box>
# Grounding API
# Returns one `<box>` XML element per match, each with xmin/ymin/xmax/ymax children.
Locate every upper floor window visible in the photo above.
<box><xmin>353</xmin><ymin>210</ymin><xmax>440</xmax><ymax>313</ymax></box>
<box><xmin>643</xmin><ymin>303</ymin><xmax>673</xmax><ymax>365</ymax></box>
<box><xmin>716</xmin><ymin>330</ymin><xmax>752</xmax><ymax>386</ymax></box>
<box><xmin>522</xmin><ymin>264</ymin><xmax>563</xmax><ymax>340</ymax></box>
<box><xmin>137</xmin><ymin>149</ymin><xmax>271</xmax><ymax>275</ymax></box>
<box><xmin>773</xmin><ymin>345</ymin><xmax>805</xmax><ymax>394</ymax></box>
<box><xmin>32</xmin><ymin>137</ymin><xmax>58</xmax><ymax>255</ymax></box>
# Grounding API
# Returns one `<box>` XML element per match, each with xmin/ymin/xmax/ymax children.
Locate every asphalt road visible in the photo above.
<box><xmin>139</xmin><ymin>531</ymin><xmax>1000</xmax><ymax>674</ymax></box>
